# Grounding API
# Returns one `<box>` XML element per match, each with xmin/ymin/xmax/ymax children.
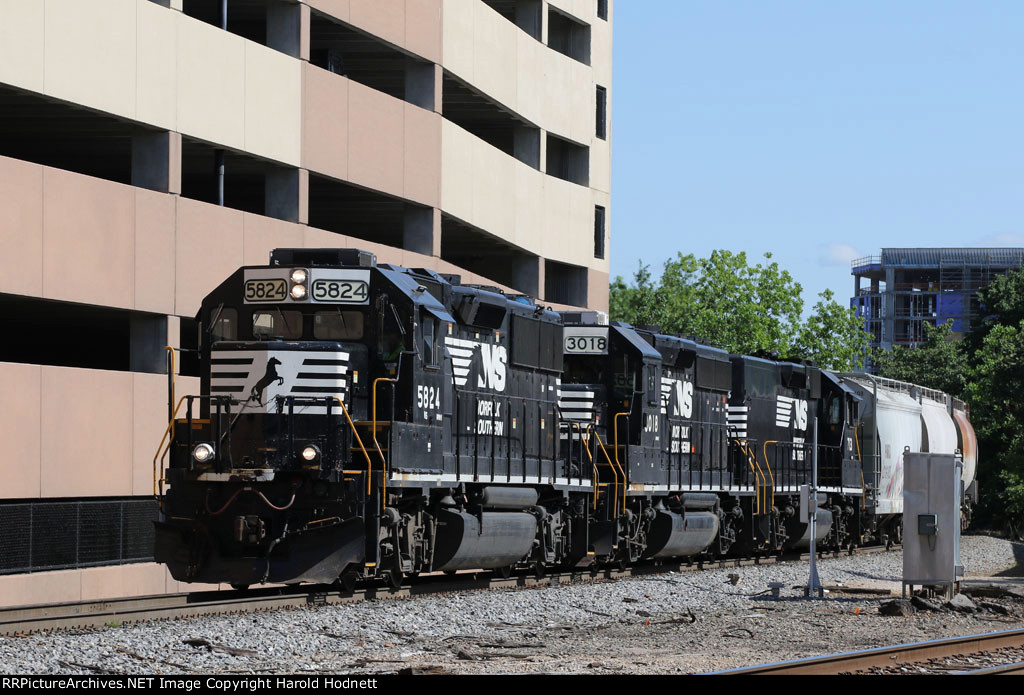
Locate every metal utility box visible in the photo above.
<box><xmin>902</xmin><ymin>452</ymin><xmax>963</xmax><ymax>598</ymax></box>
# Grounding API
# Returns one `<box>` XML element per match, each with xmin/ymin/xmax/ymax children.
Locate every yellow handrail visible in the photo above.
<box><xmin>612</xmin><ymin>413</ymin><xmax>630</xmax><ymax>514</ymax></box>
<box><xmin>372</xmin><ymin>378</ymin><xmax>397</xmax><ymax>510</ymax></box>
<box><xmin>153</xmin><ymin>396</ymin><xmax>189</xmax><ymax>499</ymax></box>
<box><xmin>578</xmin><ymin>427</ymin><xmax>601</xmax><ymax>510</ymax></box>
<box><xmin>165</xmin><ymin>346</ymin><xmax>176</xmax><ymax>426</ymax></box>
<box><xmin>739</xmin><ymin>441</ymin><xmax>764</xmax><ymax>514</ymax></box>
<box><xmin>761</xmin><ymin>441</ymin><xmax>778</xmax><ymax>509</ymax></box>
<box><xmin>332</xmin><ymin>397</ymin><xmax>375</xmax><ymax>499</ymax></box>
<box><xmin>738</xmin><ymin>442</ymin><xmax>755</xmax><ymax>514</ymax></box>
<box><xmin>855</xmin><ymin>422</ymin><xmax>866</xmax><ymax>510</ymax></box>
<box><xmin>588</xmin><ymin>425</ymin><xmax>619</xmax><ymax>517</ymax></box>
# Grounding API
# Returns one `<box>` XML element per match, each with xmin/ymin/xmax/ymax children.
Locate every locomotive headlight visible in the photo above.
<box><xmin>192</xmin><ymin>443</ymin><xmax>215</xmax><ymax>463</ymax></box>
<box><xmin>290</xmin><ymin>284</ymin><xmax>307</xmax><ymax>300</ymax></box>
<box><xmin>301</xmin><ymin>445</ymin><xmax>320</xmax><ymax>462</ymax></box>
<box><xmin>290</xmin><ymin>269</ymin><xmax>308</xmax><ymax>285</ymax></box>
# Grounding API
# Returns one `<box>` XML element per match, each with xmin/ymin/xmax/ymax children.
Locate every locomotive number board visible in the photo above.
<box><xmin>564</xmin><ymin>327</ymin><xmax>609</xmax><ymax>354</ymax></box>
<box><xmin>243</xmin><ymin>269</ymin><xmax>372</xmax><ymax>305</ymax></box>
<box><xmin>244</xmin><ymin>278</ymin><xmax>287</xmax><ymax>303</ymax></box>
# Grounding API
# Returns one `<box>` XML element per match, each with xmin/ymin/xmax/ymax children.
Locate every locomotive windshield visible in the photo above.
<box><xmin>253</xmin><ymin>309</ymin><xmax>303</xmax><ymax>340</ymax></box>
<box><xmin>562</xmin><ymin>354</ymin><xmax>604</xmax><ymax>384</ymax></box>
<box><xmin>209</xmin><ymin>306</ymin><xmax>366</xmax><ymax>342</ymax></box>
<box><xmin>313</xmin><ymin>310</ymin><xmax>364</xmax><ymax>340</ymax></box>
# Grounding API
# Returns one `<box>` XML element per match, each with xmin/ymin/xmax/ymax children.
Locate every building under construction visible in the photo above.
<box><xmin>851</xmin><ymin>247</ymin><xmax>1024</xmax><ymax>357</ymax></box>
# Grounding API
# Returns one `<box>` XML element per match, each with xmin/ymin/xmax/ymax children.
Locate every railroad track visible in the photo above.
<box><xmin>717</xmin><ymin>628</ymin><xmax>1024</xmax><ymax>675</ymax></box>
<box><xmin>0</xmin><ymin>545</ymin><xmax>895</xmax><ymax>637</ymax></box>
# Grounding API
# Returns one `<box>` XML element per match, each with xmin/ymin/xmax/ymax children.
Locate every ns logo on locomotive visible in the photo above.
<box><xmin>154</xmin><ymin>248</ymin><xmax>979</xmax><ymax>589</ymax></box>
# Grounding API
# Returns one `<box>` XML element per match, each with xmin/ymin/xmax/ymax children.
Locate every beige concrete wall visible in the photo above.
<box><xmin>304</xmin><ymin>0</ymin><xmax>443</xmax><ymax>65</ymax></box>
<box><xmin>0</xmin><ymin>154</ymin><xmax>585</xmax><ymax>319</ymax></box>
<box><xmin>0</xmin><ymin>0</ymin><xmax>610</xmax><ymax>308</ymax></box>
<box><xmin>587</xmin><ymin>268</ymin><xmax>610</xmax><ymax>314</ymax></box>
<box><xmin>0</xmin><ymin>0</ymin><xmax>302</xmax><ymax>166</ymax></box>
<box><xmin>442</xmin><ymin>0</ymin><xmax>595</xmax><ymax>145</ymax></box>
<box><xmin>441</xmin><ymin>121</ymin><xmax>607</xmax><ymax>274</ymax></box>
<box><xmin>301</xmin><ymin>64</ymin><xmax>441</xmax><ymax>207</ymax></box>
<box><xmin>0</xmin><ymin>562</ymin><xmax>225</xmax><ymax>608</ymax></box>
<box><xmin>0</xmin><ymin>362</ymin><xmax>198</xmax><ymax>500</ymax></box>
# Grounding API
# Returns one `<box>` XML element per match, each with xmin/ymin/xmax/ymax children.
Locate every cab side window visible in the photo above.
<box><xmin>421</xmin><ymin>317</ymin><xmax>442</xmax><ymax>370</ymax></box>
<box><xmin>421</xmin><ymin>313</ymin><xmax>439</xmax><ymax>367</ymax></box>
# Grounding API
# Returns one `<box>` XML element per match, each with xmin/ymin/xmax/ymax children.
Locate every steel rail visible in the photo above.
<box><xmin>966</xmin><ymin>660</ymin><xmax>1024</xmax><ymax>675</ymax></box>
<box><xmin>716</xmin><ymin>627</ymin><xmax>1024</xmax><ymax>675</ymax></box>
<box><xmin>0</xmin><ymin>545</ymin><xmax>897</xmax><ymax>638</ymax></box>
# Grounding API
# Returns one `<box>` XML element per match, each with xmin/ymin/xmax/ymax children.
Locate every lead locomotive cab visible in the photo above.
<box><xmin>156</xmin><ymin>248</ymin><xmax>454</xmax><ymax>587</ymax></box>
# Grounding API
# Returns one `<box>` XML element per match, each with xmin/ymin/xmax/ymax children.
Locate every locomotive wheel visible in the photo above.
<box><xmin>386</xmin><ymin>568</ymin><xmax>403</xmax><ymax>590</ymax></box>
<box><xmin>495</xmin><ymin>565</ymin><xmax>513</xmax><ymax>579</ymax></box>
<box><xmin>534</xmin><ymin>563</ymin><xmax>546</xmax><ymax>579</ymax></box>
<box><xmin>230</xmin><ymin>583</ymin><xmax>250</xmax><ymax>591</ymax></box>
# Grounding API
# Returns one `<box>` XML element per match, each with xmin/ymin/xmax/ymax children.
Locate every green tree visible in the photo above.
<box><xmin>978</xmin><ymin>266</ymin><xmax>1024</xmax><ymax>329</ymax></box>
<box><xmin>609</xmin><ymin>263</ymin><xmax>664</xmax><ymax>329</ymax></box>
<box><xmin>610</xmin><ymin>250</ymin><xmax>864</xmax><ymax>368</ymax></box>
<box><xmin>965</xmin><ymin>320</ymin><xmax>1024</xmax><ymax>534</ymax></box>
<box><xmin>794</xmin><ymin>289</ymin><xmax>870</xmax><ymax>371</ymax></box>
<box><xmin>872</xmin><ymin>321</ymin><xmax>969</xmax><ymax>397</ymax></box>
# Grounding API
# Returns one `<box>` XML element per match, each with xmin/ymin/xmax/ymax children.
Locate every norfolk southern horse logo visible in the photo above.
<box><xmin>250</xmin><ymin>357</ymin><xmax>284</xmax><ymax>405</ymax></box>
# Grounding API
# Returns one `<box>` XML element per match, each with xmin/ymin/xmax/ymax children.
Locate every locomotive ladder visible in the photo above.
<box><xmin>586</xmin><ymin>424</ymin><xmax>624</xmax><ymax>517</ymax></box>
<box><xmin>732</xmin><ymin>439</ymin><xmax>769</xmax><ymax>516</ymax></box>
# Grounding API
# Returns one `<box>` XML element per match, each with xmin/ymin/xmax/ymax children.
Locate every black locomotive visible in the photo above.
<box><xmin>153</xmin><ymin>248</ymin><xmax>972</xmax><ymax>589</ymax></box>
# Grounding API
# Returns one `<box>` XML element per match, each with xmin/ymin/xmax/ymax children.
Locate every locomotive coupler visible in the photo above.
<box><xmin>234</xmin><ymin>515</ymin><xmax>266</xmax><ymax>545</ymax></box>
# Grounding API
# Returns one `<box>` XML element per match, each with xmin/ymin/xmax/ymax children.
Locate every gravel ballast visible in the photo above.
<box><xmin>2</xmin><ymin>534</ymin><xmax>1023</xmax><ymax>675</ymax></box>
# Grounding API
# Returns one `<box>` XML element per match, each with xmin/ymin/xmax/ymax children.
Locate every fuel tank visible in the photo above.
<box><xmin>432</xmin><ymin>510</ymin><xmax>537</xmax><ymax>571</ymax></box>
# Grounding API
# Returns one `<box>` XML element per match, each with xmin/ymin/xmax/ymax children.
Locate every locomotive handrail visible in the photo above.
<box><xmin>153</xmin><ymin>395</ymin><xmax>190</xmax><ymax>502</ymax></box>
<box><xmin>744</xmin><ymin>442</ymin><xmax>764</xmax><ymax>514</ymax></box>
<box><xmin>855</xmin><ymin>422</ymin><xmax>866</xmax><ymax>510</ymax></box>
<box><xmin>153</xmin><ymin>394</ymin><xmax>233</xmax><ymax>496</ymax></box>
<box><xmin>760</xmin><ymin>441</ymin><xmax>780</xmax><ymax>509</ymax></box>
<box><xmin>331</xmin><ymin>397</ymin><xmax>376</xmax><ymax>500</ymax></box>
<box><xmin>577</xmin><ymin>429</ymin><xmax>602</xmax><ymax>509</ymax></box>
<box><xmin>588</xmin><ymin>424</ymin><xmax>619</xmax><ymax>517</ymax></box>
<box><xmin>163</xmin><ymin>346</ymin><xmax>199</xmax><ymax>434</ymax></box>
<box><xmin>165</xmin><ymin>346</ymin><xmax>176</xmax><ymax>425</ymax></box>
<box><xmin>372</xmin><ymin>377</ymin><xmax>398</xmax><ymax>508</ymax></box>
<box><xmin>451</xmin><ymin>384</ymin><xmax>561</xmax><ymax>486</ymax></box>
<box><xmin>558</xmin><ymin>417</ymin><xmax>586</xmax><ymax>487</ymax></box>
<box><xmin>733</xmin><ymin>440</ymin><xmax>764</xmax><ymax>515</ymax></box>
<box><xmin>612</xmin><ymin>412</ymin><xmax>630</xmax><ymax>513</ymax></box>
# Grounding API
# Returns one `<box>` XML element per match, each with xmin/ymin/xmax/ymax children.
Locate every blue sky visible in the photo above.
<box><xmin>610</xmin><ymin>1</ymin><xmax>1024</xmax><ymax>308</ymax></box>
